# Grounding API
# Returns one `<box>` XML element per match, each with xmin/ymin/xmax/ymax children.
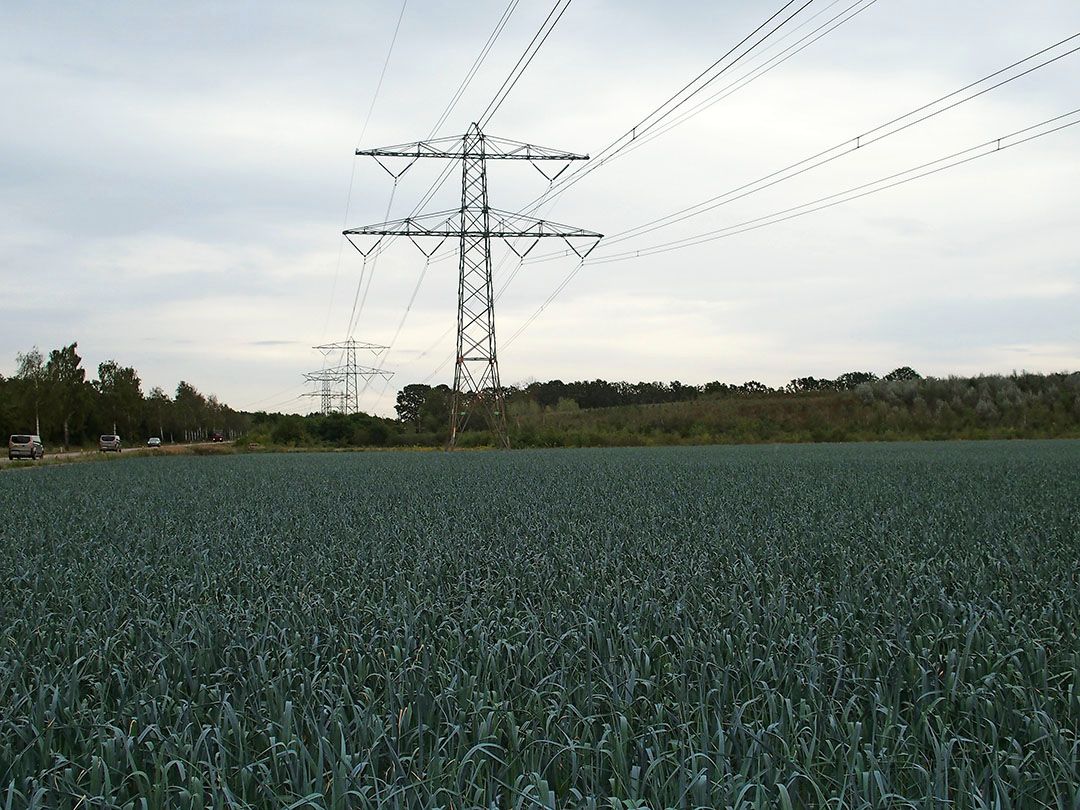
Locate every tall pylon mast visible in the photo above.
<box><xmin>345</xmin><ymin>124</ymin><xmax>601</xmax><ymax>448</ymax></box>
<box><xmin>455</xmin><ymin>125</ymin><xmax>501</xmax><ymax>446</ymax></box>
<box><xmin>310</xmin><ymin>339</ymin><xmax>391</xmax><ymax>415</ymax></box>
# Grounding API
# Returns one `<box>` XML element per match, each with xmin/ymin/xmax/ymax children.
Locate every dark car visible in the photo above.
<box><xmin>210</xmin><ymin>432</ymin><xmax>225</xmax><ymax>443</ymax></box>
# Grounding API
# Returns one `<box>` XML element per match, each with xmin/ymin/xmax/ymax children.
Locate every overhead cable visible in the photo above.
<box><xmin>320</xmin><ymin>0</ymin><xmax>410</xmax><ymax>342</ymax></box>
<box><xmin>521</xmin><ymin>0</ymin><xmax>819</xmax><ymax>209</ymax></box>
<box><xmin>430</xmin><ymin>0</ymin><xmax>522</xmax><ymax>137</ymax></box>
<box><xmin>495</xmin><ymin>109</ymin><xmax>1080</xmax><ymax>353</ymax></box>
<box><xmin>478</xmin><ymin>0</ymin><xmax>575</xmax><ymax>128</ymax></box>
<box><xmin>604</xmin><ymin>32</ymin><xmax>1080</xmax><ymax>248</ymax></box>
<box><xmin>525</xmin><ymin>32</ymin><xmax>1080</xmax><ymax>264</ymax></box>
<box><xmin>593</xmin><ymin>109</ymin><xmax>1080</xmax><ymax>262</ymax></box>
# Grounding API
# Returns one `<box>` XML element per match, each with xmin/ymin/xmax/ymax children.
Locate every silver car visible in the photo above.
<box><xmin>8</xmin><ymin>434</ymin><xmax>44</xmax><ymax>460</ymax></box>
<box><xmin>99</xmin><ymin>434</ymin><xmax>122</xmax><ymax>453</ymax></box>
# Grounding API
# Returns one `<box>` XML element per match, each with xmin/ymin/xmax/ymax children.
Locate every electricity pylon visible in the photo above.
<box><xmin>301</xmin><ymin>368</ymin><xmax>344</xmax><ymax>415</ymax></box>
<box><xmin>345</xmin><ymin>124</ymin><xmax>601</xmax><ymax>449</ymax></box>
<box><xmin>309</xmin><ymin>339</ymin><xmax>392</xmax><ymax>415</ymax></box>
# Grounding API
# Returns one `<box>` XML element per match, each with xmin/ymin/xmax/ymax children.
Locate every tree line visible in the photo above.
<box><xmin>394</xmin><ymin>367</ymin><xmax>924</xmax><ymax>432</ymax></box>
<box><xmin>6</xmin><ymin>342</ymin><xmax>1074</xmax><ymax>452</ymax></box>
<box><xmin>505</xmin><ymin>370</ymin><xmax>1080</xmax><ymax>448</ymax></box>
<box><xmin>1</xmin><ymin>343</ymin><xmax>249</xmax><ymax>449</ymax></box>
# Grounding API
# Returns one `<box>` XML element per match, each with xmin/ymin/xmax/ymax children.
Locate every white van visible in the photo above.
<box><xmin>99</xmin><ymin>434</ymin><xmax>122</xmax><ymax>452</ymax></box>
<box><xmin>8</xmin><ymin>434</ymin><xmax>44</xmax><ymax>460</ymax></box>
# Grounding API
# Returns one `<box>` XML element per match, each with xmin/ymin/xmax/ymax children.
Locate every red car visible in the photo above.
<box><xmin>210</xmin><ymin>432</ymin><xmax>225</xmax><ymax>443</ymax></box>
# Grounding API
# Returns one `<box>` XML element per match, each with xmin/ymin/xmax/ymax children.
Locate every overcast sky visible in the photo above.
<box><xmin>3</xmin><ymin>1</ymin><xmax>1078</xmax><ymax>415</ymax></box>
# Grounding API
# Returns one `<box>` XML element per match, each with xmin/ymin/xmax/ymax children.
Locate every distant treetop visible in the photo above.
<box><xmin>883</xmin><ymin>366</ymin><xmax>922</xmax><ymax>382</ymax></box>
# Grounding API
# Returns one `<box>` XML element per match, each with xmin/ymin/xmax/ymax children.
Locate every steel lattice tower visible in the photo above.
<box><xmin>308</xmin><ymin>339</ymin><xmax>392</xmax><ymax>415</ymax></box>
<box><xmin>301</xmin><ymin>369</ymin><xmax>343</xmax><ymax>415</ymax></box>
<box><xmin>455</xmin><ymin>125</ymin><xmax>503</xmax><ymax>445</ymax></box>
<box><xmin>345</xmin><ymin>123</ymin><xmax>601</xmax><ymax>448</ymax></box>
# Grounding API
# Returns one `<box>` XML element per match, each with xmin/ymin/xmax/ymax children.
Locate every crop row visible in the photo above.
<box><xmin>1</xmin><ymin>441</ymin><xmax>1078</xmax><ymax>808</ymax></box>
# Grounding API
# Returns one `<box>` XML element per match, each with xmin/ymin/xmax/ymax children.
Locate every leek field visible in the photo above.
<box><xmin>1</xmin><ymin>441</ymin><xmax>1078</xmax><ymax>808</ymax></box>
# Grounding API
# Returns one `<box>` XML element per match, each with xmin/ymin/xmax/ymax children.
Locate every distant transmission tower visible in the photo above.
<box><xmin>308</xmin><ymin>339</ymin><xmax>392</xmax><ymax>415</ymax></box>
<box><xmin>345</xmin><ymin>124</ymin><xmax>601</xmax><ymax>448</ymax></box>
<box><xmin>301</xmin><ymin>368</ymin><xmax>345</xmax><ymax>415</ymax></box>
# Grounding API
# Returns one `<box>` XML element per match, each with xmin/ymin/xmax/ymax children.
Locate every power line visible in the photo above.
<box><xmin>504</xmin><ymin>260</ymin><xmax>584</xmax><ymax>348</ymax></box>
<box><xmin>340</xmin><ymin>0</ymin><xmax>549</xmax><ymax>305</ymax></box>
<box><xmin>411</xmin><ymin>26</ymin><xmax>1079</xmax><ymax>392</ymax></box>
<box><xmin>525</xmin><ymin>31</ymin><xmax>1080</xmax><ymax>264</ymax></box>
<box><xmin>478</xmin><ymin>0</ymin><xmax>574</xmax><ymax>129</ymax></box>
<box><xmin>357</xmin><ymin>0</ymin><xmax>410</xmax><ymax>149</ymax></box>
<box><xmin>237</xmin><ymin>384</ymin><xmax>308</xmax><ymax>412</ymax></box>
<box><xmin>488</xmin><ymin>0</ymin><xmax>853</xmax><ymax>287</ymax></box>
<box><xmin>602</xmin><ymin>33</ymin><xmax>1080</xmax><ymax>249</ymax></box>
<box><xmin>430</xmin><ymin>0</ymin><xmax>521</xmax><ymax>137</ymax></box>
<box><xmin>262</xmin><ymin>393</ymin><xmax>309</xmax><ymax>414</ymax></box>
<box><xmin>345</xmin><ymin>180</ymin><xmax>400</xmax><ymax>337</ymax></box>
<box><xmin>518</xmin><ymin>0</ymin><xmax>819</xmax><ymax>210</ymax></box>
<box><xmin>591</xmin><ymin>109</ymin><xmax>1080</xmax><ymax>262</ymax></box>
<box><xmin>432</xmin><ymin>0</ymin><xmax>865</xmax><ymax>276</ymax></box>
<box><xmin>413</xmin><ymin>0</ymin><xmax>841</xmax><ymax>385</ymax></box>
<box><xmin>359</xmin><ymin>258</ymin><xmax>433</xmax><ymax>410</ymax></box>
<box><xmin>320</xmin><ymin>0</ymin><xmax>410</xmax><ymax>343</ymax></box>
<box><xmin>494</xmin><ymin>109</ymin><xmax>1080</xmax><ymax>351</ymax></box>
<box><xmin>351</xmin><ymin>0</ymin><xmax>583</xmax><ymax>410</ymax></box>
<box><xmin>610</xmin><ymin>0</ymin><xmax>878</xmax><ymax>165</ymax></box>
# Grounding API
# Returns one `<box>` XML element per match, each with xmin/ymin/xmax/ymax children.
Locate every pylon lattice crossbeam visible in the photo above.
<box><xmin>346</xmin><ymin>123</ymin><xmax>601</xmax><ymax>449</ymax></box>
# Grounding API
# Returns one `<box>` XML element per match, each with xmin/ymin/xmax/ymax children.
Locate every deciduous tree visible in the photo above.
<box><xmin>45</xmin><ymin>343</ymin><xmax>88</xmax><ymax>450</ymax></box>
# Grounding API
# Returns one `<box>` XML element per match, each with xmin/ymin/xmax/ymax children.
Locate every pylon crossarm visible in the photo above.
<box><xmin>486</xmin><ymin>208</ymin><xmax>602</xmax><ymax>239</ymax></box>
<box><xmin>356</xmin><ymin>135</ymin><xmax>466</xmax><ymax>159</ymax></box>
<box><xmin>313</xmin><ymin>341</ymin><xmax>387</xmax><ymax>354</ymax></box>
<box><xmin>345</xmin><ymin>208</ymin><xmax>601</xmax><ymax>241</ymax></box>
<box><xmin>313</xmin><ymin>364</ymin><xmax>390</xmax><ymax>377</ymax></box>
<box><xmin>303</xmin><ymin>370</ymin><xmax>347</xmax><ymax>383</ymax></box>
<box><xmin>356</xmin><ymin>131</ymin><xmax>589</xmax><ymax>161</ymax></box>
<box><xmin>480</xmin><ymin>135</ymin><xmax>588</xmax><ymax>160</ymax></box>
<box><xmin>344</xmin><ymin>210</ymin><xmax>458</xmax><ymax>239</ymax></box>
